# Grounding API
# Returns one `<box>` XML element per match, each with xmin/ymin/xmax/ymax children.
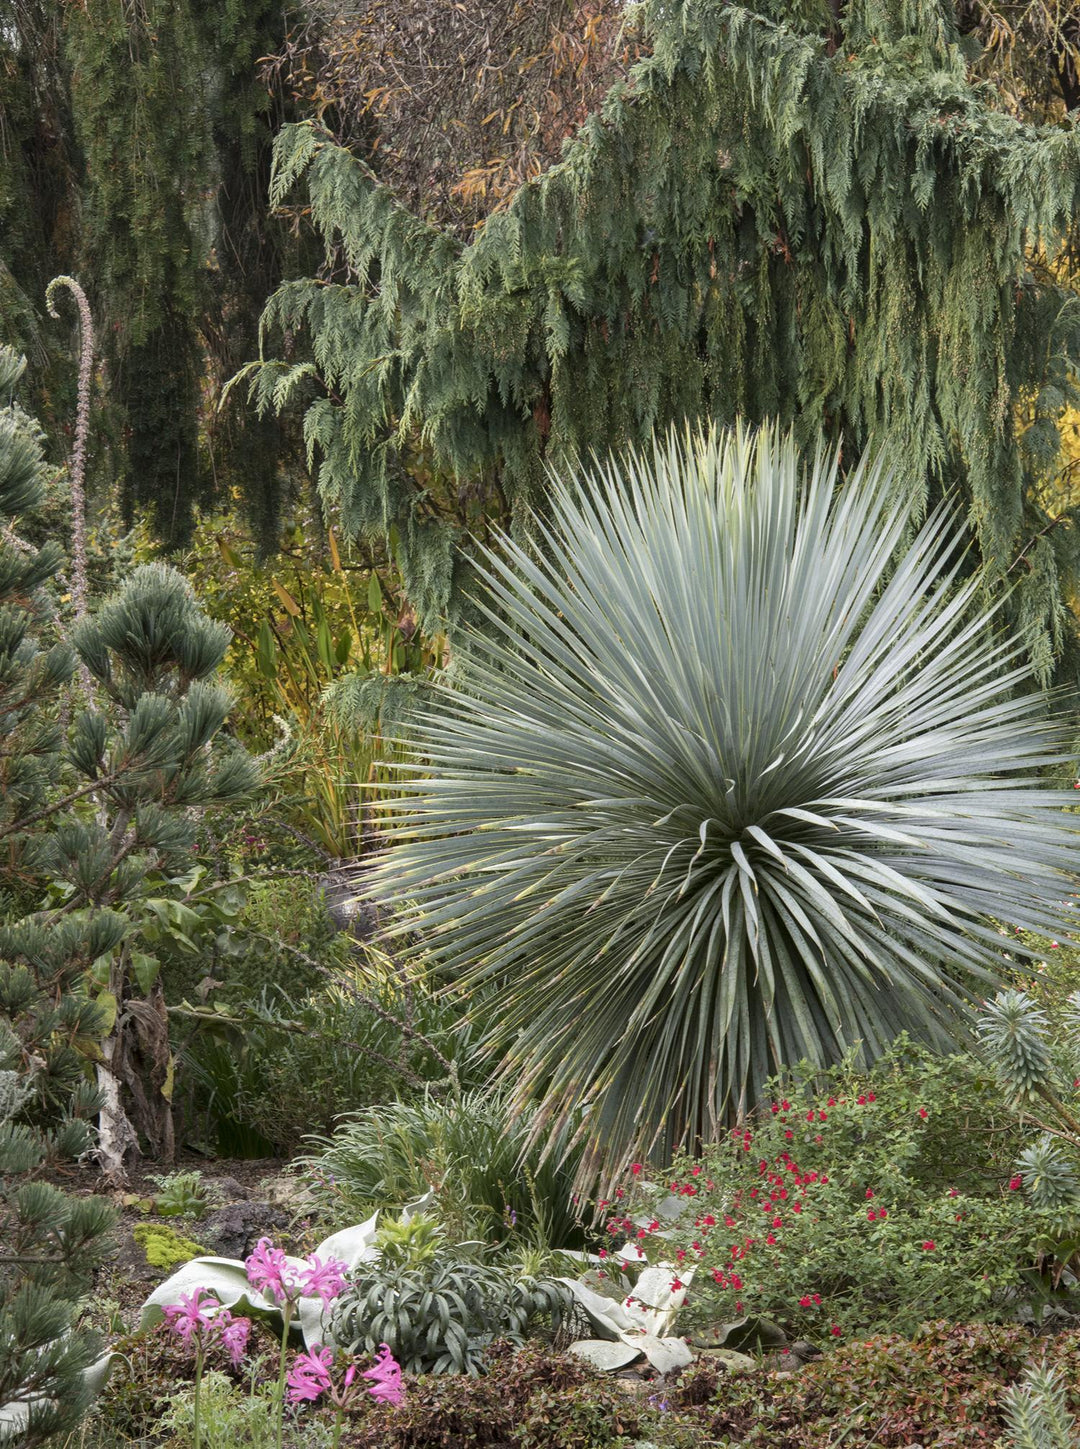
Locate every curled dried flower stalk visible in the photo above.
<box><xmin>46</xmin><ymin>275</ymin><xmax>94</xmax><ymax>693</ymax></box>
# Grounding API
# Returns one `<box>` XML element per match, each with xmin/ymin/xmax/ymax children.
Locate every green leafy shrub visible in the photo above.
<box><xmin>619</xmin><ymin>1042</ymin><xmax>1059</xmax><ymax>1342</ymax></box>
<box><xmin>148</xmin><ymin>1169</ymin><xmax>213</xmax><ymax>1218</ymax></box>
<box><xmin>332</xmin><ymin>1256</ymin><xmax>571</xmax><ymax>1375</ymax></box>
<box><xmin>87</xmin><ymin>1322</ymin><xmax>265</xmax><ymax>1444</ymax></box>
<box><xmin>303</xmin><ymin>1089</ymin><xmax>585</xmax><ymax>1247</ymax></box>
<box><xmin>182</xmin><ymin>972</ymin><xmax>479</xmax><ymax>1157</ymax></box>
<box><xmin>679</xmin><ymin>1320</ymin><xmax>1080</xmax><ymax>1448</ymax></box>
<box><xmin>371</xmin><ymin>424</ymin><xmax>1079</xmax><ymax>1184</ymax></box>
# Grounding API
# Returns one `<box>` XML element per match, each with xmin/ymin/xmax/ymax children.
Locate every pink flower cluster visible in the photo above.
<box><xmin>245</xmin><ymin>1237</ymin><xmax>349</xmax><ymax>1307</ymax></box>
<box><xmin>162</xmin><ymin>1288</ymin><xmax>251</xmax><ymax>1367</ymax></box>
<box><xmin>287</xmin><ymin>1342</ymin><xmax>404</xmax><ymax>1408</ymax></box>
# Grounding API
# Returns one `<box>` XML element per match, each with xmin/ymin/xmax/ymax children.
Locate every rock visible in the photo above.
<box><xmin>201</xmin><ymin>1201</ymin><xmax>290</xmax><ymax>1259</ymax></box>
<box><xmin>694</xmin><ymin>1348</ymin><xmax>756</xmax><ymax>1373</ymax></box>
<box><xmin>210</xmin><ymin>1175</ymin><xmax>248</xmax><ymax>1204</ymax></box>
<box><xmin>319</xmin><ymin>872</ymin><xmax>377</xmax><ymax>939</ymax></box>
<box><xmin>112</xmin><ymin>1227</ymin><xmax>162</xmax><ymax>1285</ymax></box>
<box><xmin>612</xmin><ymin>1374</ymin><xmax>651</xmax><ymax>1396</ymax></box>
<box><xmin>790</xmin><ymin>1339</ymin><xmax>823</xmax><ymax>1362</ymax></box>
<box><xmin>257</xmin><ymin>1173</ymin><xmax>316</xmax><ymax>1209</ymax></box>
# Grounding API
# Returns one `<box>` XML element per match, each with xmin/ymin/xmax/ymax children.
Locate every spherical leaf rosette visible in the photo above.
<box><xmin>374</xmin><ymin>424</ymin><xmax>1079</xmax><ymax>1182</ymax></box>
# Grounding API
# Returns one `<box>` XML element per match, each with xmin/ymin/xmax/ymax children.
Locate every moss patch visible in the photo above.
<box><xmin>133</xmin><ymin>1222</ymin><xmax>206</xmax><ymax>1271</ymax></box>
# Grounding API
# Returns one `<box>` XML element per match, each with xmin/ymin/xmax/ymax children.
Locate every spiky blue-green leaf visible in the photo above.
<box><xmin>372</xmin><ymin>425</ymin><xmax>1079</xmax><ymax>1182</ymax></box>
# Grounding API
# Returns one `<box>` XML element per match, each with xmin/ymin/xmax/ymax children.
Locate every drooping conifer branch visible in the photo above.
<box><xmin>246</xmin><ymin>0</ymin><xmax>1080</xmax><ymax>677</ymax></box>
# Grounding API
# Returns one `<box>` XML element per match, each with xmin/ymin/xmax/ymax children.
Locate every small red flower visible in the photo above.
<box><xmin>918</xmin><ymin>1107</ymin><xmax>928</xmax><ymax>1120</ymax></box>
<box><xmin>766</xmin><ymin>1233</ymin><xmax>777</xmax><ymax>1245</ymax></box>
<box><xmin>857</xmin><ymin>1094</ymin><xmax>867</xmax><ymax>1105</ymax></box>
<box><xmin>630</xmin><ymin>1163</ymin><xmax>642</xmax><ymax>1176</ymax></box>
<box><xmin>867</xmin><ymin>1093</ymin><xmax>876</xmax><ymax>1103</ymax></box>
<box><xmin>879</xmin><ymin>1208</ymin><xmax>888</xmax><ymax>1219</ymax></box>
<box><xmin>827</xmin><ymin>1097</ymin><xmax>836</xmax><ymax>1106</ymax></box>
<box><xmin>792</xmin><ymin>1202</ymin><xmax>803</xmax><ymax>1213</ymax></box>
<box><xmin>865</xmin><ymin>1188</ymin><xmax>874</xmax><ymax>1199</ymax></box>
<box><xmin>830</xmin><ymin>1325</ymin><xmax>841</xmax><ymax>1337</ymax></box>
<box><xmin>812</xmin><ymin>1294</ymin><xmax>821</xmax><ymax>1305</ymax></box>
<box><xmin>867</xmin><ymin>1210</ymin><xmax>876</xmax><ymax>1221</ymax></box>
<box><xmin>922</xmin><ymin>1240</ymin><xmax>936</xmax><ymax>1252</ymax></box>
<box><xmin>784</xmin><ymin>1129</ymin><xmax>794</xmax><ymax>1140</ymax></box>
<box><xmin>670</xmin><ymin>1278</ymin><xmax>684</xmax><ymax>1292</ymax></box>
<box><xmin>799</xmin><ymin>1294</ymin><xmax>812</xmax><ymax>1307</ymax></box>
<box><xmin>1009</xmin><ymin>1175</ymin><xmax>1023</xmax><ymax>1191</ymax></box>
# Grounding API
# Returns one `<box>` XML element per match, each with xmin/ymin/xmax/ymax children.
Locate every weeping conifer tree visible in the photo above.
<box><xmin>246</xmin><ymin>0</ymin><xmax>1080</xmax><ymax>676</ymax></box>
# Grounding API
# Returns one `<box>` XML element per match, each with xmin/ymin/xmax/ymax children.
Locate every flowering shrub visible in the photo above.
<box><xmin>616</xmin><ymin>1043</ymin><xmax>1065</xmax><ymax>1341</ymax></box>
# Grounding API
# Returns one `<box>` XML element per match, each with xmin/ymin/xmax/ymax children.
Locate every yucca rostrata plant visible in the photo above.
<box><xmin>371</xmin><ymin>423</ymin><xmax>1079</xmax><ymax>1185</ymax></box>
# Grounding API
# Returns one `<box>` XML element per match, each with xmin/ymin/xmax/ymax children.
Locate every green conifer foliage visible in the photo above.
<box><xmin>0</xmin><ymin>345</ymin><xmax>115</xmax><ymax>1446</ymax></box>
<box><xmin>247</xmin><ymin>0</ymin><xmax>1080</xmax><ymax>672</ymax></box>
<box><xmin>0</xmin><ymin>339</ymin><xmax>258</xmax><ymax>1176</ymax></box>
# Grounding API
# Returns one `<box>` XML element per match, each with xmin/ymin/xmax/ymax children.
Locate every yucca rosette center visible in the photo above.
<box><xmin>373</xmin><ymin>424</ymin><xmax>1078</xmax><ymax>1183</ymax></box>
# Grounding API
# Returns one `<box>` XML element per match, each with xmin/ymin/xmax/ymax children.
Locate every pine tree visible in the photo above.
<box><xmin>0</xmin><ymin>345</ymin><xmax>115</xmax><ymax>1446</ymax></box>
<box><xmin>0</xmin><ymin>338</ymin><xmax>259</xmax><ymax>1178</ymax></box>
<box><xmin>246</xmin><ymin>0</ymin><xmax>1080</xmax><ymax>678</ymax></box>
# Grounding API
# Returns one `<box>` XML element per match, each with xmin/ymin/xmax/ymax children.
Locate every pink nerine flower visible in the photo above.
<box><xmin>245</xmin><ymin>1237</ymin><xmax>292</xmax><ymax>1303</ymax></box>
<box><xmin>245</xmin><ymin>1238</ymin><xmax>351</xmax><ymax>1308</ymax></box>
<box><xmin>298</xmin><ymin>1254</ymin><xmax>349</xmax><ymax>1307</ymax></box>
<box><xmin>218</xmin><ymin>1313</ymin><xmax>251</xmax><ymax>1368</ymax></box>
<box><xmin>287</xmin><ymin>1346</ymin><xmax>334</xmax><ymax>1404</ymax></box>
<box><xmin>162</xmin><ymin>1289</ymin><xmax>219</xmax><ymax>1344</ymax></box>
<box><xmin>362</xmin><ymin>1343</ymin><xmax>404</xmax><ymax>1406</ymax></box>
